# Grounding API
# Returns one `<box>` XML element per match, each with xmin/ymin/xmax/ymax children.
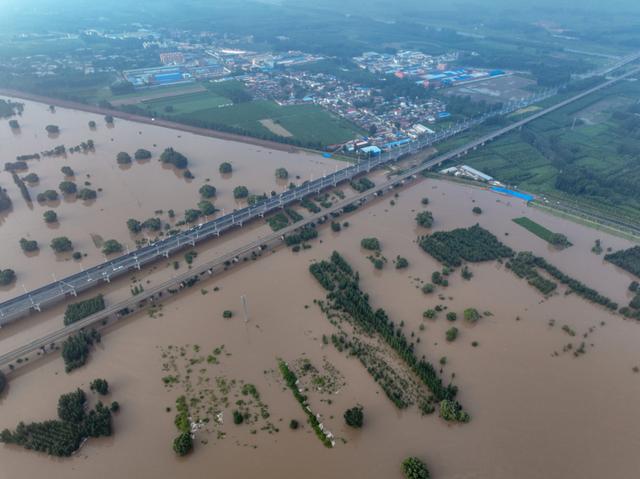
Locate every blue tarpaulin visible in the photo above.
<box><xmin>490</xmin><ymin>187</ymin><xmax>534</xmax><ymax>202</ymax></box>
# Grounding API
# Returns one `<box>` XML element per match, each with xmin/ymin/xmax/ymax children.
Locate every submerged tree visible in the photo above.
<box><xmin>116</xmin><ymin>152</ymin><xmax>132</xmax><ymax>165</ymax></box>
<box><xmin>59</xmin><ymin>181</ymin><xmax>77</xmax><ymax>195</ymax></box>
<box><xmin>416</xmin><ymin>211</ymin><xmax>434</xmax><ymax>228</ymax></box>
<box><xmin>344</xmin><ymin>405</ymin><xmax>364</xmax><ymax>428</ymax></box>
<box><xmin>134</xmin><ymin>149</ymin><xmax>152</xmax><ymax>160</ymax></box>
<box><xmin>0</xmin><ymin>269</ymin><xmax>16</xmax><ymax>285</ymax></box>
<box><xmin>275</xmin><ymin>167</ymin><xmax>289</xmax><ymax>180</ymax></box>
<box><xmin>50</xmin><ymin>237</ymin><xmax>73</xmax><ymax>253</ymax></box>
<box><xmin>233</xmin><ymin>186</ymin><xmax>249</xmax><ymax>199</ymax></box>
<box><xmin>401</xmin><ymin>457</ymin><xmax>430</xmax><ymax>479</ymax></box>
<box><xmin>43</xmin><ymin>210</ymin><xmax>58</xmax><ymax>223</ymax></box>
<box><xmin>199</xmin><ymin>184</ymin><xmax>216</xmax><ymax>198</ymax></box>
<box><xmin>173</xmin><ymin>432</ymin><xmax>193</xmax><ymax>456</ymax></box>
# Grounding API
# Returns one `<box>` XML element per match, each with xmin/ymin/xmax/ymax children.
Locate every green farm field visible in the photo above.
<box><xmin>461</xmin><ymin>78</ymin><xmax>640</xmax><ymax>226</ymax></box>
<box><xmin>513</xmin><ymin>217</ymin><xmax>572</xmax><ymax>247</ymax></box>
<box><xmin>176</xmin><ymin>100</ymin><xmax>363</xmax><ymax>146</ymax></box>
<box><xmin>141</xmin><ymin>90</ymin><xmax>232</xmax><ymax>115</ymax></box>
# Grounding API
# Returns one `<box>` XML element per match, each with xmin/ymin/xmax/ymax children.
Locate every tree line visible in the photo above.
<box><xmin>309</xmin><ymin>251</ymin><xmax>468</xmax><ymax>422</ymax></box>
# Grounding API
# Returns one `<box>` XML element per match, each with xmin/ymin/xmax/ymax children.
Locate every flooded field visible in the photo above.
<box><xmin>1</xmin><ymin>158</ymin><xmax>640</xmax><ymax>479</ymax></box>
<box><xmin>0</xmin><ymin>97</ymin><xmax>347</xmax><ymax>301</ymax></box>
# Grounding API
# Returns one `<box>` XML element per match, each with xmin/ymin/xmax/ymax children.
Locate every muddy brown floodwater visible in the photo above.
<box><xmin>1</xmin><ymin>100</ymin><xmax>640</xmax><ymax>479</ymax></box>
<box><xmin>0</xmin><ymin>97</ymin><xmax>347</xmax><ymax>302</ymax></box>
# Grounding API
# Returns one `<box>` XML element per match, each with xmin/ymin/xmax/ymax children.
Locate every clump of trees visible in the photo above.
<box><xmin>418</xmin><ymin>224</ymin><xmax>514</xmax><ymax>267</ymax></box>
<box><xmin>472</xmin><ymin>206</ymin><xmax>482</xmax><ymax>214</ymax></box>
<box><xmin>199</xmin><ymin>184</ymin><xmax>216</xmax><ymax>198</ymax></box>
<box><xmin>43</xmin><ymin>210</ymin><xmax>58</xmax><ymax>223</ymax></box>
<box><xmin>233</xmin><ymin>186</ymin><xmax>249</xmax><ymax>199</ymax></box>
<box><xmin>105</xmin><ymin>115</ymin><xmax>114</xmax><ymax>124</ymax></box>
<box><xmin>247</xmin><ymin>193</ymin><xmax>267</xmax><ymax>206</ymax></box>
<box><xmin>415</xmin><ymin>211</ymin><xmax>434</xmax><ymax>228</ymax></box>
<box><xmin>361</xmin><ymin>237</ymin><xmax>381</xmax><ymax>251</ymax></box>
<box><xmin>275</xmin><ymin>167</ymin><xmax>289</xmax><ymax>180</ymax></box>
<box><xmin>61</xmin><ymin>166</ymin><xmax>74</xmax><ymax>177</ymax></box>
<box><xmin>45</xmin><ymin>125</ymin><xmax>60</xmax><ymax>134</ymax></box>
<box><xmin>344</xmin><ymin>405</ymin><xmax>364</xmax><ymax>428</ymax></box>
<box><xmin>50</xmin><ymin>236</ymin><xmax>73</xmax><ymax>253</ymax></box>
<box><xmin>395</xmin><ymin>256</ymin><xmax>409</xmax><ymax>269</ymax></box>
<box><xmin>90</xmin><ymin>379</ymin><xmax>109</xmax><ymax>395</ymax></box>
<box><xmin>173</xmin><ymin>432</ymin><xmax>193</xmax><ymax>456</ymax></box>
<box><xmin>422</xmin><ymin>283</ymin><xmax>436</xmax><ymax>296</ymax></box>
<box><xmin>160</xmin><ymin>148</ymin><xmax>188</xmax><ymax>169</ymax></box>
<box><xmin>463</xmin><ymin>308</ymin><xmax>481</xmax><ymax>323</ymax></box>
<box><xmin>9</xmin><ymin>119</ymin><xmax>19</xmax><ymax>129</ymax></box>
<box><xmin>605</xmin><ymin>246</ymin><xmax>640</xmax><ymax>278</ymax></box>
<box><xmin>309</xmin><ymin>252</ymin><xmax>466</xmax><ymax>420</ymax></box>
<box><xmin>4</xmin><ymin>161</ymin><xmax>27</xmax><ymax>172</ymax></box>
<box><xmin>116</xmin><ymin>152</ymin><xmax>132</xmax><ymax>165</ymax></box>
<box><xmin>0</xmin><ymin>386</ymin><xmax>114</xmax><ymax>457</ymax></box>
<box><xmin>61</xmin><ymin>329</ymin><xmax>101</xmax><ymax>372</ymax></box>
<box><xmin>461</xmin><ymin>266</ymin><xmax>473</xmax><ymax>280</ymax></box>
<box><xmin>142</xmin><ymin>217</ymin><xmax>162</xmax><ymax>231</ymax></box>
<box><xmin>77</xmin><ymin>188</ymin><xmax>97</xmax><ymax>200</ymax></box>
<box><xmin>0</xmin><ymin>269</ymin><xmax>16</xmax><ymax>285</ymax></box>
<box><xmin>59</xmin><ymin>181</ymin><xmax>77</xmax><ymax>195</ymax></box>
<box><xmin>134</xmin><ymin>149</ymin><xmax>152</xmax><ymax>160</ymax></box>
<box><xmin>23</xmin><ymin>173</ymin><xmax>39</xmax><ymax>183</ymax></box>
<box><xmin>102</xmin><ymin>239</ymin><xmax>123</xmax><ymax>255</ymax></box>
<box><xmin>37</xmin><ymin>190</ymin><xmax>59</xmax><ymax>203</ymax></box>
<box><xmin>507</xmin><ymin>252</ymin><xmax>617</xmax><ymax>309</ymax></box>
<box><xmin>19</xmin><ymin>238</ymin><xmax>38</xmax><ymax>252</ymax></box>
<box><xmin>267</xmin><ymin>212</ymin><xmax>289</xmax><ymax>231</ymax></box>
<box><xmin>64</xmin><ymin>295</ymin><xmax>105</xmax><ymax>325</ymax></box>
<box><xmin>301</xmin><ymin>198</ymin><xmax>321</xmax><ymax>213</ymax></box>
<box><xmin>198</xmin><ymin>200</ymin><xmax>217</xmax><ymax>216</ymax></box>
<box><xmin>402</xmin><ymin>457</ymin><xmax>430</xmax><ymax>479</ymax></box>
<box><xmin>350</xmin><ymin>177</ymin><xmax>375</xmax><ymax>192</ymax></box>
<box><xmin>184</xmin><ymin>208</ymin><xmax>201</xmax><ymax>223</ymax></box>
<box><xmin>550</xmin><ymin>233</ymin><xmax>571</xmax><ymax>248</ymax></box>
<box><xmin>439</xmin><ymin>398</ymin><xmax>469</xmax><ymax>422</ymax></box>
<box><xmin>285</xmin><ymin>226</ymin><xmax>318</xmax><ymax>246</ymax></box>
<box><xmin>445</xmin><ymin>327</ymin><xmax>458</xmax><ymax>341</ymax></box>
<box><xmin>126</xmin><ymin>219</ymin><xmax>141</xmax><ymax>233</ymax></box>
<box><xmin>0</xmin><ymin>188</ymin><xmax>12</xmax><ymax>212</ymax></box>
<box><xmin>219</xmin><ymin>162</ymin><xmax>232</xmax><ymax>174</ymax></box>
<box><xmin>232</xmin><ymin>410</ymin><xmax>244</xmax><ymax>425</ymax></box>
<box><xmin>506</xmin><ymin>252</ymin><xmax>557</xmax><ymax>295</ymax></box>
<box><xmin>88</xmin><ymin>120</ymin><xmax>96</xmax><ymax>128</ymax></box>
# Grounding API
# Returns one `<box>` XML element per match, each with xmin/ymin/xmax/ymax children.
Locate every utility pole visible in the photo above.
<box><xmin>241</xmin><ymin>294</ymin><xmax>249</xmax><ymax>323</ymax></box>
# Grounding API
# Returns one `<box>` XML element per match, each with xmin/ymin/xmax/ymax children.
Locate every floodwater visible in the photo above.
<box><xmin>0</xmin><ymin>97</ymin><xmax>347</xmax><ymax>301</ymax></box>
<box><xmin>1</xmin><ymin>103</ymin><xmax>640</xmax><ymax>479</ymax></box>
